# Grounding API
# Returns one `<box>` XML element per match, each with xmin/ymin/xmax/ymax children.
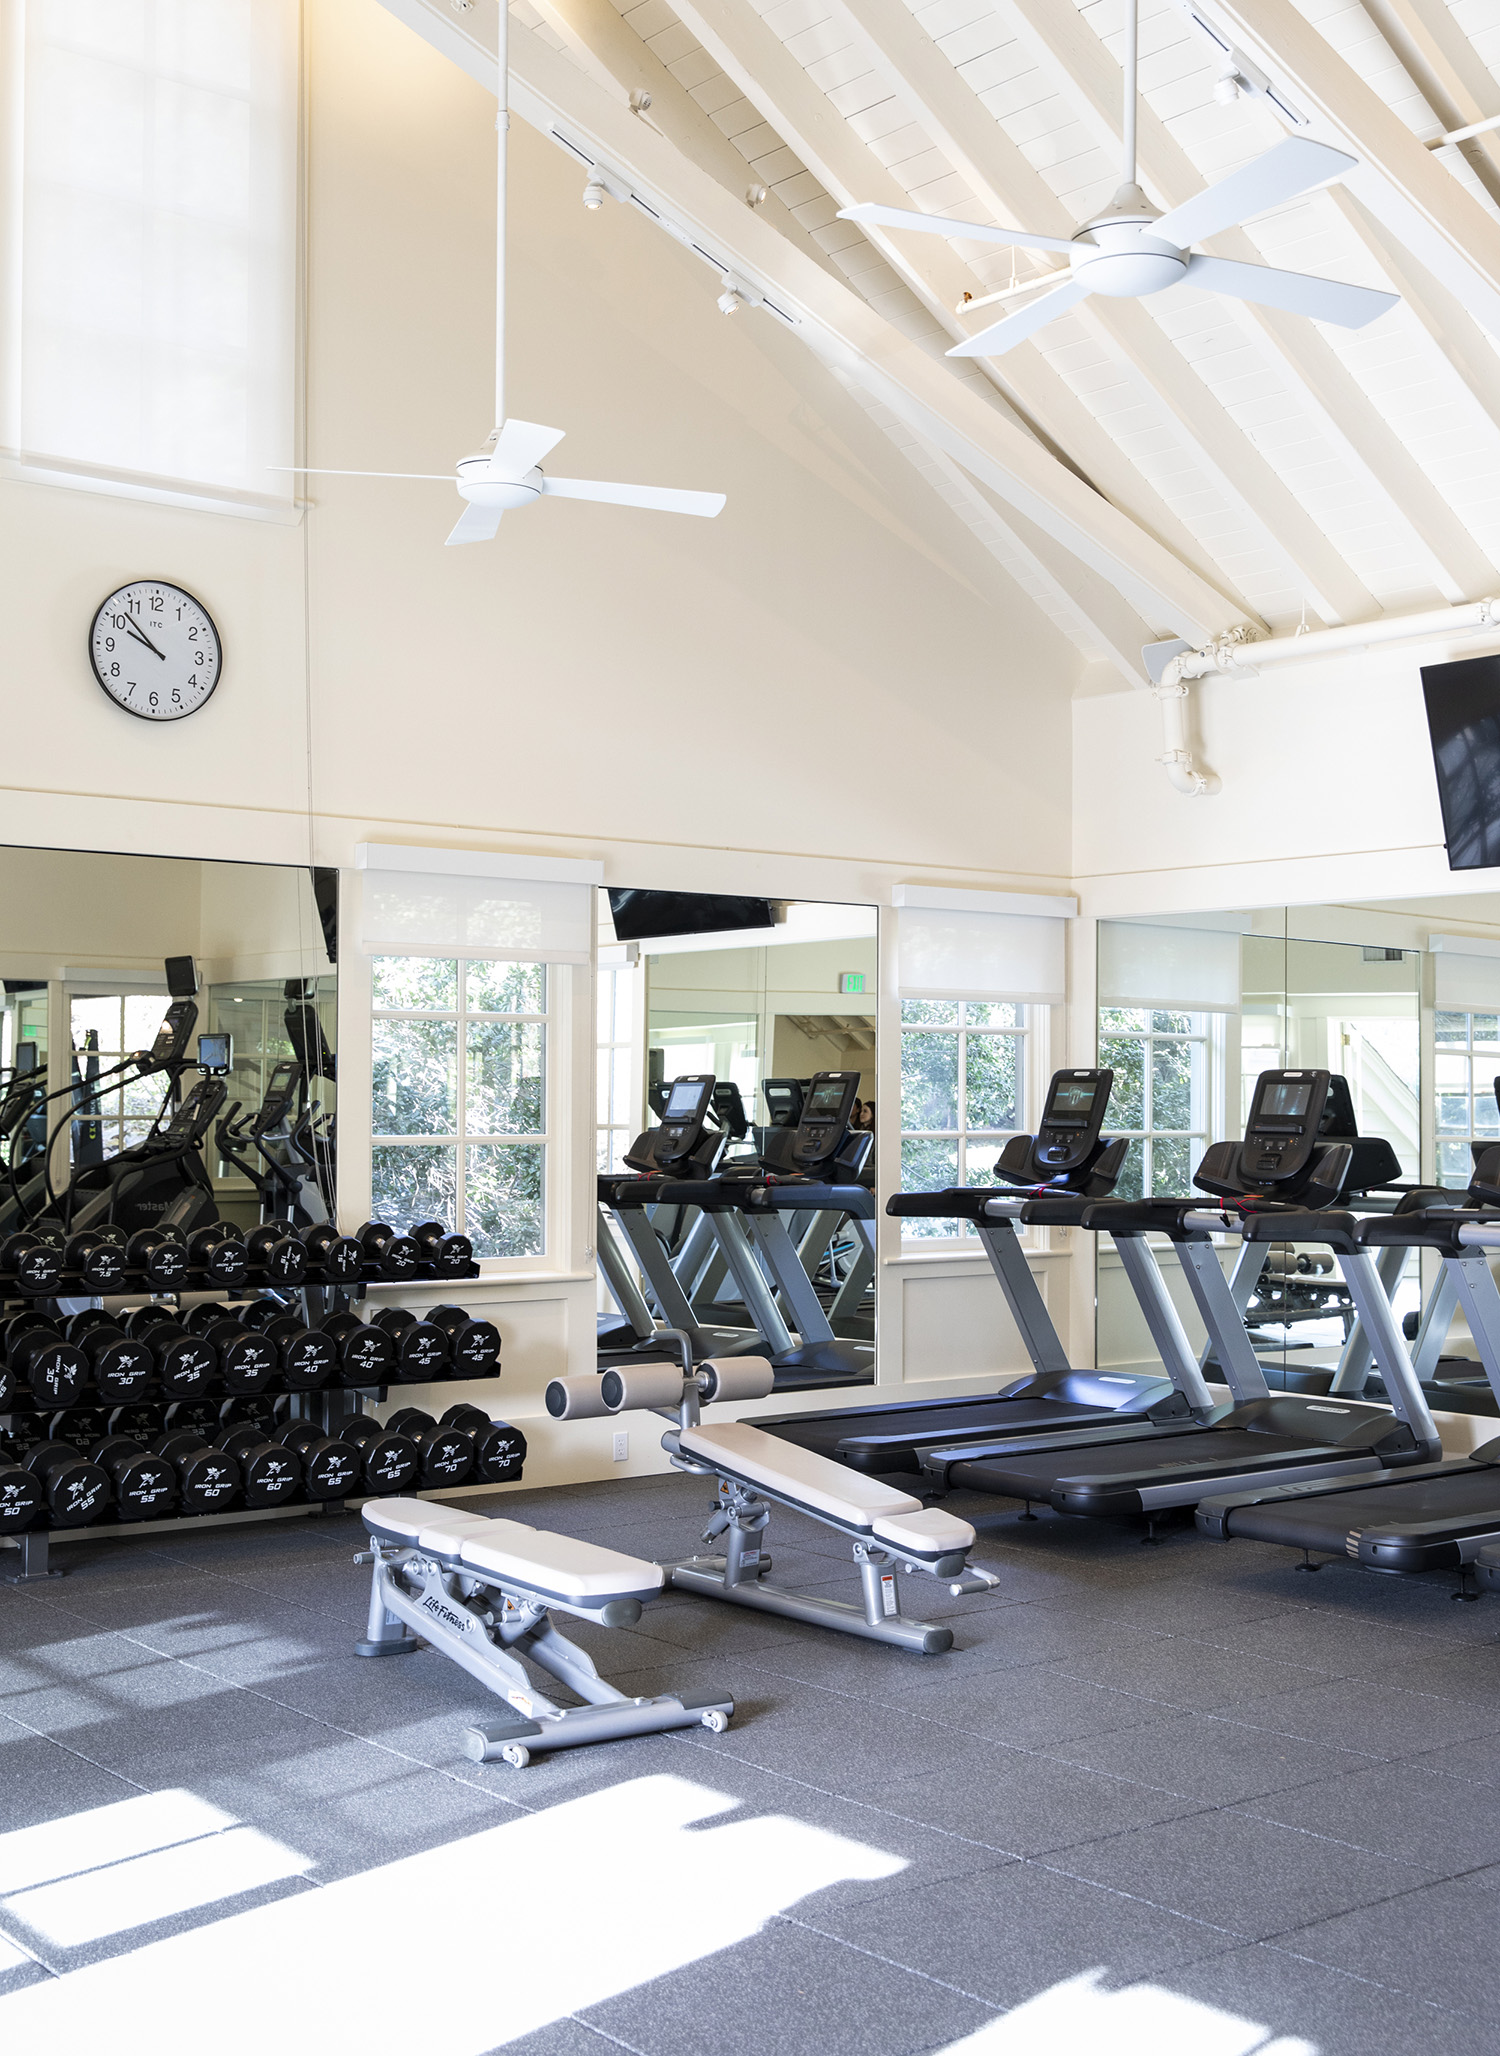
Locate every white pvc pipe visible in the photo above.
<box><xmin>1153</xmin><ymin>597</ymin><xmax>1500</xmax><ymax>798</ymax></box>
<box><xmin>495</xmin><ymin>0</ymin><xmax>509</xmax><ymax>434</ymax></box>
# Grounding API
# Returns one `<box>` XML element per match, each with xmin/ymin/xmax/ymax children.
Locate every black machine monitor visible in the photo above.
<box><xmin>1421</xmin><ymin>654</ymin><xmax>1500</xmax><ymax>871</ymax></box>
<box><xmin>12</xmin><ymin>1042</ymin><xmax>36</xmax><ymax>1076</ymax></box>
<box><xmin>284</xmin><ymin>993</ymin><xmax>335</xmax><ymax>1083</ymax></box>
<box><xmin>762</xmin><ymin>1078</ymin><xmax>803</xmax><ymax>1128</ymax></box>
<box><xmin>165</xmin><ymin>956</ymin><xmax>199</xmax><ymax>998</ymax></box>
<box><xmin>196</xmin><ymin>1033</ymin><xmax>232</xmax><ymax>1075</ymax></box>
<box><xmin>711</xmin><ymin>1080</ymin><xmax>749</xmax><ymax>1139</ymax></box>
<box><xmin>664</xmin><ymin>1077</ymin><xmax>709</xmax><ymax>1121</ymax></box>
<box><xmin>790</xmin><ymin>1071</ymin><xmax>860</xmax><ymax>1168</ymax></box>
<box><xmin>1033</xmin><ymin>1069</ymin><xmax>1113</xmax><ymax>1173</ymax></box>
<box><xmin>623</xmin><ymin>1073</ymin><xmax>717</xmax><ymax>1176</ymax></box>
<box><xmin>607</xmin><ymin>889</ymin><xmax>775</xmax><ymax>943</ymax></box>
<box><xmin>1238</xmin><ymin>1069</ymin><xmax>1332</xmax><ymax>1185</ymax></box>
<box><xmin>147</xmin><ymin>1000</ymin><xmax>197</xmax><ymax>1070</ymax></box>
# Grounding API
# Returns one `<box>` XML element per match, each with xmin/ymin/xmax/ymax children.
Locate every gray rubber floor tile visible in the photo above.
<box><xmin>1041</xmin><ymin>1706</ymin><xmax>1374</xmax><ymax>1806</ymax></box>
<box><xmin>882</xmin><ymin>1740</ymin><xmax>1203</xmax><ymax>1856</ymax></box>
<box><xmin>1234</xmin><ymin>1674</ymin><xmax>1500</xmax><ymax>1758</ymax></box>
<box><xmin>489</xmin><ymin>2019</ymin><xmax>626</xmax><ymax>2055</ymax></box>
<box><xmin>580</xmin><ymin>1914</ymin><xmax>994</xmax><ymax>2055</ymax></box>
<box><xmin>7</xmin><ymin>1871</ymin><xmax>319</xmax><ymax>1975</ymax></box>
<box><xmin>1285</xmin><ymin>1872</ymin><xmax>1500</xmax><ymax>2016</ymax></box>
<box><xmin>0</xmin><ymin>1721</ymin><xmax>141</xmax><ymax>1830</ymax></box>
<box><xmin>1048</xmin><ymin>1632</ymin><xmax>1325</xmax><ymax>1711</ymax></box>
<box><xmin>1160</xmin><ymin>1940</ymin><xmax>1494</xmax><ymax>2056</ymax></box>
<box><xmin>1052</xmin><ymin>1807</ymin><xmax>1444</xmax><ymax>1940</ymax></box>
<box><xmin>875</xmin><ymin>1659</ymin><xmax>1176</xmax><ymax>1749</ymax></box>
<box><xmin>703</xmin><ymin>1685</ymin><xmax>1003</xmax><ymax>1795</ymax></box>
<box><xmin>1374</xmin><ymin>1640</ymin><xmax>1500</xmax><ymax>1705</ymax></box>
<box><xmin>608</xmin><ymin>1589</ymin><xmax>845</xmax><ymax>1658</ymax></box>
<box><xmin>0</xmin><ymin>1947</ymin><xmax>51</xmax><ymax>1997</ymax></box>
<box><xmin>661</xmin><ymin>1607</ymin><xmax>1031</xmax><ymax>1697</ymax></box>
<box><xmin>1175</xmin><ymin>1601</ymin><xmax>1448</xmax><ymax>1674</ymax></box>
<box><xmin>1237</xmin><ymin>1759</ymin><xmax>1500</xmax><ymax>1873</ymax></box>
<box><xmin>1408</xmin><ymin>1731</ymin><xmax>1500</xmax><ymax>1788</ymax></box>
<box><xmin>810</xmin><ymin>1856</ymin><xmax>1235</xmax><ymax>2008</ymax></box>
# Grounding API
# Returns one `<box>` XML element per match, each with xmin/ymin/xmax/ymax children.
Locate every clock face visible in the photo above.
<box><xmin>89</xmin><ymin>581</ymin><xmax>222</xmax><ymax>721</ymax></box>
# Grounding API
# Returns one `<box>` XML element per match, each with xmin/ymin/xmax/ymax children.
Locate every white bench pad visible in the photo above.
<box><xmin>680</xmin><ymin>1422</ymin><xmax>927</xmax><ymax>1531</ymax></box>
<box><xmin>365</xmin><ymin>1500</ymin><xmax>491</xmax><ymax>1554</ymax></box>
<box><xmin>871</xmin><ymin>1506</ymin><xmax>975</xmax><ymax>1560</ymax></box>
<box><xmin>460</xmin><ymin>1520</ymin><xmax>664</xmax><ymax>1603</ymax></box>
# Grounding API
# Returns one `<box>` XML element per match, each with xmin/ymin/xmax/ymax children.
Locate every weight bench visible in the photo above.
<box><xmin>547</xmin><ymin>1337</ymin><xmax>998</xmax><ymax>1655</ymax></box>
<box><xmin>354</xmin><ymin>1498</ymin><xmax>733</xmax><ymax>1767</ymax></box>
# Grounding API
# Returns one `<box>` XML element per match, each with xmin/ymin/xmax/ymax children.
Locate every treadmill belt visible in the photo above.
<box><xmin>1225</xmin><ymin>1469</ymin><xmax>1500</xmax><ymax>1554</ymax></box>
<box><xmin>953</xmin><ymin>1429</ymin><xmax>1332</xmax><ymax>1500</ymax></box>
<box><xmin>764</xmin><ymin>1394</ymin><xmax>1110</xmax><ymax>1470</ymax></box>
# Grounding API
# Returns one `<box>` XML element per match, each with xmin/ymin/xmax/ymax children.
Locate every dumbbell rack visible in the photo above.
<box><xmin>0</xmin><ymin>1254</ymin><xmax>503</xmax><ymax>1584</ymax></box>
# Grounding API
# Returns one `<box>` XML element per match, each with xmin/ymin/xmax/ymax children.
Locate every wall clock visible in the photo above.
<box><xmin>89</xmin><ymin>580</ymin><xmax>222</xmax><ymax>721</ymax></box>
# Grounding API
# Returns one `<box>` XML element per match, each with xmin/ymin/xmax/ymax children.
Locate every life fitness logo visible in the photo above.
<box><xmin>420</xmin><ymin>1592</ymin><xmax>477</xmax><ymax>1634</ymax></box>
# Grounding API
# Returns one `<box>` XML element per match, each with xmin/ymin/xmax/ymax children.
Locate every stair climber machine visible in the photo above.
<box><xmin>917</xmin><ymin>1070</ymin><xmax>1443</xmax><ymax>1535</ymax></box>
<box><xmin>648</xmin><ymin>1071</ymin><xmax>878</xmax><ymax>1390</ymax></box>
<box><xmin>755</xmin><ymin>1068</ymin><xmax>1192</xmax><ymax>1473</ymax></box>
<box><xmin>1199</xmin><ymin>1141</ymin><xmax>1500</xmax><ymax>1579</ymax></box>
<box><xmin>0</xmin><ymin>978</ymin><xmax>203</xmax><ymax>1239</ymax></box>
<box><xmin>215</xmin><ymin>1057</ymin><xmax>332</xmax><ymax>1229</ymax></box>
<box><xmin>546</xmin><ymin>1332</ymin><xmax>999</xmax><ymax>1653</ymax></box>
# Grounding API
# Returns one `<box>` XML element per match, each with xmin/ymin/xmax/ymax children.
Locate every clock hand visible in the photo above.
<box><xmin>124</xmin><ymin>620</ymin><xmax>166</xmax><ymax>660</ymax></box>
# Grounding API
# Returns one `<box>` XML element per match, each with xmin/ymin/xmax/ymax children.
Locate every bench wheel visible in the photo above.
<box><xmin>700</xmin><ymin>1710</ymin><xmax>729</xmax><ymax>1734</ymax></box>
<box><xmin>501</xmin><ymin>1743</ymin><xmax>531</xmax><ymax>1769</ymax></box>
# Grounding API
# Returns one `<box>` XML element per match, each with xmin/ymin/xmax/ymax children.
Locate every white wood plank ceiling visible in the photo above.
<box><xmin>393</xmin><ymin>0</ymin><xmax>1500</xmax><ymax>674</ymax></box>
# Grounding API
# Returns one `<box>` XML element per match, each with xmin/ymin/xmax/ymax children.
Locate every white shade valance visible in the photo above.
<box><xmin>1431</xmin><ymin>935</ymin><xmax>1500</xmax><ymax>1009</ymax></box>
<box><xmin>1099</xmin><ymin>921</ymin><xmax>1241</xmax><ymax>1014</ymax></box>
<box><xmin>355</xmin><ymin>845</ymin><xmax>600</xmax><ymax>963</ymax></box>
<box><xmin>896</xmin><ymin>907</ymin><xmax>1065</xmax><ymax>1002</ymax></box>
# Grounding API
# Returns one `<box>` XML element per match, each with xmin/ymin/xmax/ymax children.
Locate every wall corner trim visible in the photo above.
<box><xmin>354</xmin><ymin>843</ymin><xmax>605</xmax><ymax>886</ymax></box>
<box><xmin>892</xmin><ymin>883</ymin><xmax>1078</xmax><ymax>919</ymax></box>
<box><xmin>1429</xmin><ymin>932</ymin><xmax>1500</xmax><ymax>960</ymax></box>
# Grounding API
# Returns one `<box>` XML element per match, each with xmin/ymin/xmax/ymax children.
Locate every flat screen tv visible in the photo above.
<box><xmin>607</xmin><ymin>889</ymin><xmax>775</xmax><ymax>942</ymax></box>
<box><xmin>1421</xmin><ymin>654</ymin><xmax>1500</xmax><ymax>870</ymax></box>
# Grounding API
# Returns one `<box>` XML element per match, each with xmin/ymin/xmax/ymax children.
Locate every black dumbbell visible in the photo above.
<box><xmin>218</xmin><ymin>1395</ymin><xmax>279</xmax><ymax>1437</ymax></box>
<box><xmin>369</xmin><ymin>1308</ymin><xmax>450</xmax><ymax>1382</ymax></box>
<box><xmin>215</xmin><ymin>1425</ymin><xmax>302</xmax><ymax>1507</ymax></box>
<box><xmin>384</xmin><ymin>1407</ymin><xmax>476</xmax><ymax>1488</ymax></box>
<box><xmin>274</xmin><ymin>1420</ymin><xmax>359</xmax><ymax>1501</ymax></box>
<box><xmin>5</xmin><ymin>1316</ymin><xmax>87</xmax><ymax>1407</ymax></box>
<box><xmin>0</xmin><ymin>1456</ymin><xmax>43</xmax><ymax>1532</ymax></box>
<box><xmin>72</xmin><ymin>1324</ymin><xmax>153</xmax><ymax>1406</ymax></box>
<box><xmin>300</xmin><ymin>1223</ymin><xmax>364</xmax><ymax>1283</ymax></box>
<box><xmin>62</xmin><ymin>1228</ymin><xmax>128</xmax><ymax>1291</ymax></box>
<box><xmin>357</xmin><ymin>1222</ymin><xmax>421</xmax><ymax>1281</ymax></box>
<box><xmin>319</xmin><ymin>1312</ymin><xmax>396</xmax><ymax>1387</ymax></box>
<box><xmin>183</xmin><ymin>1309</ymin><xmax>276</xmax><ymax>1396</ymax></box>
<box><xmin>126</xmin><ymin>1227</ymin><xmax>190</xmax><ymax>1289</ymax></box>
<box><xmin>411</xmin><ymin>1221</ymin><xmax>474</xmax><ymax>1275</ymax></box>
<box><xmin>262</xmin><ymin>1316</ymin><xmax>337</xmax><ymax>1392</ymax></box>
<box><xmin>440</xmin><ymin>1404</ymin><xmax>527</xmax><ymax>1484</ymax></box>
<box><xmin>0</xmin><ymin>1230</ymin><xmax>64</xmax><ymax>1293</ymax></box>
<box><xmin>187</xmin><ymin>1223</ymin><xmax>248</xmax><ymax>1289</ymax></box>
<box><xmin>244</xmin><ymin>1225</ymin><xmax>308</xmax><ymax>1284</ymax></box>
<box><xmin>0</xmin><ymin>1354</ymin><xmax>14</xmax><ymax>1412</ymax></box>
<box><xmin>152</xmin><ymin>1432</ymin><xmax>241</xmax><ymax>1512</ymax></box>
<box><xmin>333</xmin><ymin>1414</ymin><xmax>420</xmax><ymax>1494</ymax></box>
<box><xmin>87</xmin><ymin>1437</ymin><xmax>177</xmax><ymax>1521</ymax></box>
<box><xmin>24</xmin><ymin>1441</ymin><xmax>111</xmax><ymax>1526</ymax></box>
<box><xmin>49</xmin><ymin>1406</ymin><xmax>111</xmax><ymax>1446</ymax></box>
<box><xmin>162</xmin><ymin>1399</ymin><xmax>222</xmax><ymax>1437</ymax></box>
<box><xmin>426</xmin><ymin>1305</ymin><xmax>501</xmax><ymax>1379</ymax></box>
<box><xmin>128</xmin><ymin>1314</ymin><xmax>217</xmax><ymax>1398</ymax></box>
<box><xmin>109</xmin><ymin>1402</ymin><xmax>166</xmax><ymax>1443</ymax></box>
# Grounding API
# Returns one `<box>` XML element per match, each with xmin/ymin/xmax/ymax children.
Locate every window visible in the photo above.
<box><xmin>371</xmin><ymin>959</ymin><xmax>548</xmax><ymax>1260</ymax></box>
<box><xmin>67</xmin><ymin>994</ymin><xmax>177</xmax><ymax>1165</ymax></box>
<box><xmin>597</xmin><ymin>960</ymin><xmax>639</xmax><ymax>1174</ymax></box>
<box><xmin>899</xmin><ymin>1001</ymin><xmax>1026</xmax><ymax>1237</ymax></box>
<box><xmin>1435</xmin><ymin>1010</ymin><xmax>1500</xmax><ymax>1186</ymax></box>
<box><xmin>2</xmin><ymin>1</ymin><xmax>298</xmax><ymax>509</ymax></box>
<box><xmin>1098</xmin><ymin>1008</ymin><xmax>1211</xmax><ymax>1201</ymax></box>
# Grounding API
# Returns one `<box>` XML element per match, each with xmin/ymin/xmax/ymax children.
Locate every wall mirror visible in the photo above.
<box><xmin>1095</xmin><ymin>896</ymin><xmax>1500</xmax><ymax>1396</ymax></box>
<box><xmin>0</xmin><ymin>846</ymin><xmax>335</xmax><ymax>1239</ymax></box>
<box><xmin>595</xmin><ymin>888</ymin><xmax>877</xmax><ymax>1393</ymax></box>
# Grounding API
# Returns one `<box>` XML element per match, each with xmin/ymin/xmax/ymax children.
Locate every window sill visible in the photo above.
<box><xmin>1</xmin><ymin>449</ymin><xmax>304</xmax><ymax>524</ymax></box>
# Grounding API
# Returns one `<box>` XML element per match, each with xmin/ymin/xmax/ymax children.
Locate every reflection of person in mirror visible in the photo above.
<box><xmin>855</xmin><ymin>1099</ymin><xmax>876</xmax><ymax>1130</ymax></box>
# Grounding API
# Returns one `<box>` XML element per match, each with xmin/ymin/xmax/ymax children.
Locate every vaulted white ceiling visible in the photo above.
<box><xmin>385</xmin><ymin>0</ymin><xmax>1500</xmax><ymax>680</ymax></box>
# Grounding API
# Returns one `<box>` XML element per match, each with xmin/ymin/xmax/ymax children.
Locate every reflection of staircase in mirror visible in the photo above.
<box><xmin>780</xmin><ymin>1013</ymin><xmax>876</xmax><ymax>1054</ymax></box>
<box><xmin>1339</xmin><ymin>1027</ymin><xmax>1419</xmax><ymax>1172</ymax></box>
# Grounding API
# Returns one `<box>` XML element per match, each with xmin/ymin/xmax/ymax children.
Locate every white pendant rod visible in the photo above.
<box><xmin>1122</xmin><ymin>0</ymin><xmax>1137</xmax><ymax>188</ymax></box>
<box><xmin>495</xmin><ymin>0</ymin><xmax>509</xmax><ymax>434</ymax></box>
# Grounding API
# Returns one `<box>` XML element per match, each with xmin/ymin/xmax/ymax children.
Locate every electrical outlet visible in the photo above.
<box><xmin>612</xmin><ymin>1430</ymin><xmax>629</xmax><ymax>1462</ymax></box>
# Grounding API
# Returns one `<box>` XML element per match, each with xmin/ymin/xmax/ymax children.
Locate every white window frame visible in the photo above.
<box><xmin>1434</xmin><ymin>1009</ymin><xmax>1500</xmax><ymax>1188</ymax></box>
<box><xmin>898</xmin><ymin>999</ymin><xmax>1033</xmax><ymax>1244</ymax></box>
<box><xmin>370</xmin><ymin>958</ymin><xmax>556</xmax><ymax>1268</ymax></box>
<box><xmin>1096</xmin><ymin>1007</ymin><xmax>1223</xmax><ymax>1201</ymax></box>
<box><xmin>596</xmin><ymin>953</ymin><xmax>643</xmax><ymax>1175</ymax></box>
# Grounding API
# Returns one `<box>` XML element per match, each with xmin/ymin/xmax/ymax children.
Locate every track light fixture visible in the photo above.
<box><xmin>582</xmin><ymin>178</ymin><xmax>605</xmax><ymax>209</ymax></box>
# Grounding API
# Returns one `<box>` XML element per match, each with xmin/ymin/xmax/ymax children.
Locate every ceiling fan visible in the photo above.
<box><xmin>276</xmin><ymin>8</ymin><xmax>725</xmax><ymax>543</ymax></box>
<box><xmin>838</xmin><ymin>0</ymin><xmax>1398</xmax><ymax>358</ymax></box>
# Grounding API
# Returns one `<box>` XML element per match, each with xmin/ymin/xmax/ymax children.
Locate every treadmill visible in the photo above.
<box><xmin>919</xmin><ymin>1070</ymin><xmax>1442</xmax><ymax>1527</ymax></box>
<box><xmin>1199</xmin><ymin>1156</ymin><xmax>1500</xmax><ymax>1574</ymax></box>
<box><xmin>752</xmin><ymin>1068</ymin><xmax>1195</xmax><ymax>1472</ymax></box>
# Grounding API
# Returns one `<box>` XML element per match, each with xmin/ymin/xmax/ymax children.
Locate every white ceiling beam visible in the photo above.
<box><xmin>1359</xmin><ymin>0</ymin><xmax>1500</xmax><ymax>206</ymax></box>
<box><xmin>998</xmin><ymin>0</ymin><xmax>1497</xmax><ymax>602</ymax></box>
<box><xmin>805</xmin><ymin>0</ymin><xmax>1375</xmax><ymax>623</ymax></box>
<box><xmin>375</xmin><ymin>0</ymin><xmax>1247</xmax><ymax>640</ymax></box>
<box><xmin>1192</xmin><ymin>0</ymin><xmax>1500</xmax><ymax>340</ymax></box>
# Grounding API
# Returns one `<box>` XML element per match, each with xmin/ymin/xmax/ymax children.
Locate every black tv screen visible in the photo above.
<box><xmin>1421</xmin><ymin>654</ymin><xmax>1500</xmax><ymax>870</ymax></box>
<box><xmin>607</xmin><ymin>889</ymin><xmax>775</xmax><ymax>942</ymax></box>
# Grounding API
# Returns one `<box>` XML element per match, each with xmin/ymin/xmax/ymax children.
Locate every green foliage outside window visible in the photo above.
<box><xmin>898</xmin><ymin>1000</ymin><xmax>1023</xmax><ymax>1237</ymax></box>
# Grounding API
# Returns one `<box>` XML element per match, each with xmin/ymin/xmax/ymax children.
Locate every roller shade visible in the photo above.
<box><xmin>1432</xmin><ymin>935</ymin><xmax>1500</xmax><ymax>1009</ymax></box>
<box><xmin>1099</xmin><ymin>921</ymin><xmax>1241</xmax><ymax>1014</ymax></box>
<box><xmin>355</xmin><ymin>845</ymin><xmax>600</xmax><ymax>963</ymax></box>
<box><xmin>895</xmin><ymin>890</ymin><xmax>1068</xmax><ymax>1003</ymax></box>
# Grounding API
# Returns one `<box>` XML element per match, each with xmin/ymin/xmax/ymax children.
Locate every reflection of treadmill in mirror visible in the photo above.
<box><xmin>758</xmin><ymin>1068</ymin><xmax>1183</xmax><ymax>1468</ymax></box>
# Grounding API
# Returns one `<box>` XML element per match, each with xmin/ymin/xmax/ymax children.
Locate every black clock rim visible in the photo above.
<box><xmin>88</xmin><ymin>580</ymin><xmax>224</xmax><ymax>723</ymax></box>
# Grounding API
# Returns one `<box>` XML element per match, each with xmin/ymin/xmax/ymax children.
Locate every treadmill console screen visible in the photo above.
<box><xmin>805</xmin><ymin>1079</ymin><xmax>848</xmax><ymax>1118</ymax></box>
<box><xmin>665</xmin><ymin>1078</ymin><xmax>708</xmax><ymax>1120</ymax></box>
<box><xmin>1259</xmin><ymin>1078</ymin><xmax>1313</xmax><ymax>1121</ymax></box>
<box><xmin>1239</xmin><ymin>1070</ymin><xmax>1332</xmax><ymax>1185</ymax></box>
<box><xmin>1033</xmin><ymin>1068</ymin><xmax>1113</xmax><ymax>1170</ymax></box>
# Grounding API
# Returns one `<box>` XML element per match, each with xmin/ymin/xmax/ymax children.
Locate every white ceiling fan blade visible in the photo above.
<box><xmin>1154</xmin><ymin>137</ymin><xmax>1357</xmax><ymax>249</ymax></box>
<box><xmin>837</xmin><ymin>201</ymin><xmax>1077</xmax><ymax>255</ymax></box>
<box><xmin>1185</xmin><ymin>253</ymin><xmax>1398</xmax><ymax>328</ymax></box>
<box><xmin>948</xmin><ymin>276</ymin><xmax>1091</xmax><ymax>357</ymax></box>
<box><xmin>267</xmin><ymin>466</ymin><xmax>456</xmax><ymax>479</ymax></box>
<box><xmin>540</xmin><ymin>478</ymin><xmax>726</xmax><ymax>516</ymax></box>
<box><xmin>490</xmin><ymin>420</ymin><xmax>567</xmax><ymax>474</ymax></box>
<box><xmin>445</xmin><ymin>503</ymin><xmax>505</xmax><ymax>545</ymax></box>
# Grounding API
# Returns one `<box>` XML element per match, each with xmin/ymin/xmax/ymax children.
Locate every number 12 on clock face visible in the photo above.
<box><xmin>89</xmin><ymin>580</ymin><xmax>223</xmax><ymax>721</ymax></box>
